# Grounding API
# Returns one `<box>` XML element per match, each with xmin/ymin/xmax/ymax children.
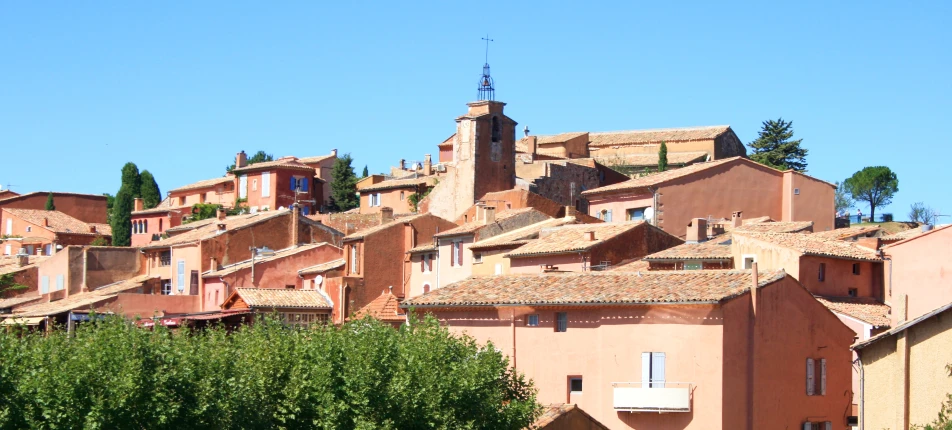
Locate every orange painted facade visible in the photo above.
<box><xmin>884</xmin><ymin>225</ymin><xmax>952</xmax><ymax>325</ymax></box>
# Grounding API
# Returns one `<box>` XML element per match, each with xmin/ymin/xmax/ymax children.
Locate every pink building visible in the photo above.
<box><xmin>505</xmin><ymin>221</ymin><xmax>683</xmax><ymax>273</ymax></box>
<box><xmin>299</xmin><ymin>149</ymin><xmax>339</xmax><ymax>210</ymax></box>
<box><xmin>883</xmin><ymin>224</ymin><xmax>952</xmax><ymax>325</ymax></box>
<box><xmin>1</xmin><ymin>208</ymin><xmax>111</xmax><ymax>256</ymax></box>
<box><xmin>231</xmin><ymin>153</ymin><xmax>322</xmax><ymax>215</ymax></box>
<box><xmin>130</xmin><ymin>198</ymin><xmax>189</xmax><ymax>247</ymax></box>
<box><xmin>358</xmin><ymin>176</ymin><xmax>438</xmax><ymax>215</ymax></box>
<box><xmin>581</xmin><ymin>157</ymin><xmax>836</xmax><ymax>235</ymax></box>
<box><xmin>403</xmin><ymin>269</ymin><xmax>855</xmax><ymax>429</ymax></box>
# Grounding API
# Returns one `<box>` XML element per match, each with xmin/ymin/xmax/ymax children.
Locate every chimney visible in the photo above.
<box><xmin>731</xmin><ymin>211</ymin><xmax>743</xmax><ymax>228</ymax></box>
<box><xmin>524</xmin><ymin>125</ymin><xmax>530</xmax><ymax>138</ymax></box>
<box><xmin>483</xmin><ymin>206</ymin><xmax>496</xmax><ymax>224</ymax></box>
<box><xmin>217</xmin><ymin>207</ymin><xmax>227</xmax><ymax>221</ymax></box>
<box><xmin>585</xmin><ymin>231</ymin><xmax>596</xmax><ymax>241</ymax></box>
<box><xmin>751</xmin><ymin>262</ymin><xmax>759</xmax><ymax>316</ymax></box>
<box><xmin>379</xmin><ymin>207</ymin><xmax>394</xmax><ymax>224</ymax></box>
<box><xmin>565</xmin><ymin>206</ymin><xmax>577</xmax><ymax>218</ymax></box>
<box><xmin>236</xmin><ymin>151</ymin><xmax>248</xmax><ymax>168</ymax></box>
<box><xmin>526</xmin><ymin>136</ymin><xmax>538</xmax><ymax>156</ymax></box>
<box><xmin>43</xmin><ymin>217</ymin><xmax>50</xmax><ymax>227</ymax></box>
<box><xmin>291</xmin><ymin>204</ymin><xmax>300</xmax><ymax>246</ymax></box>
<box><xmin>216</xmin><ymin>223</ymin><xmax>226</xmax><ymax>232</ymax></box>
<box><xmin>331</xmin><ymin>148</ymin><xmax>338</xmax><ymax>157</ymax></box>
<box><xmin>399</xmin><ymin>159</ymin><xmax>406</xmax><ymax>170</ymax></box>
<box><xmin>210</xmin><ymin>258</ymin><xmax>219</xmax><ymax>271</ymax></box>
<box><xmin>134</xmin><ymin>198</ymin><xmax>144</xmax><ymax>212</ymax></box>
<box><xmin>423</xmin><ymin>154</ymin><xmax>433</xmax><ymax>176</ymax></box>
<box><xmin>89</xmin><ymin>225</ymin><xmax>97</xmax><ymax>234</ymax></box>
<box><xmin>686</xmin><ymin>218</ymin><xmax>708</xmax><ymax>243</ymax></box>
<box><xmin>16</xmin><ymin>250</ymin><xmax>29</xmax><ymax>267</ymax></box>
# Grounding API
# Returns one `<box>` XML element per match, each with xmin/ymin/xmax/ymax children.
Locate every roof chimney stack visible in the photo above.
<box><xmin>483</xmin><ymin>206</ymin><xmax>496</xmax><ymax>225</ymax></box>
<box><xmin>217</xmin><ymin>207</ymin><xmax>227</xmax><ymax>221</ymax></box>
<box><xmin>16</xmin><ymin>249</ymin><xmax>29</xmax><ymax>267</ymax></box>
<box><xmin>399</xmin><ymin>159</ymin><xmax>406</xmax><ymax>170</ymax></box>
<box><xmin>379</xmin><ymin>207</ymin><xmax>394</xmax><ymax>224</ymax></box>
<box><xmin>236</xmin><ymin>151</ymin><xmax>248</xmax><ymax>169</ymax></box>
<box><xmin>565</xmin><ymin>206</ymin><xmax>577</xmax><ymax>218</ymax></box>
<box><xmin>423</xmin><ymin>154</ymin><xmax>433</xmax><ymax>176</ymax></box>
<box><xmin>585</xmin><ymin>231</ymin><xmax>596</xmax><ymax>241</ymax></box>
<box><xmin>134</xmin><ymin>198</ymin><xmax>144</xmax><ymax>212</ymax></box>
<box><xmin>43</xmin><ymin>217</ymin><xmax>50</xmax><ymax>227</ymax></box>
<box><xmin>331</xmin><ymin>149</ymin><xmax>338</xmax><ymax>157</ymax></box>
<box><xmin>731</xmin><ymin>211</ymin><xmax>743</xmax><ymax>228</ymax></box>
<box><xmin>686</xmin><ymin>218</ymin><xmax>708</xmax><ymax>243</ymax></box>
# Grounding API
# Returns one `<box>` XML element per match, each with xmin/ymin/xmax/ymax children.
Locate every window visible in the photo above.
<box><xmin>495</xmin><ymin>263</ymin><xmax>502</xmax><ymax>275</ymax></box>
<box><xmin>261</xmin><ymin>172</ymin><xmax>271</xmax><ymax>197</ymax></box>
<box><xmin>803</xmin><ymin>422</ymin><xmax>832</xmax><ymax>430</ymax></box>
<box><xmin>179</xmin><ymin>196</ymin><xmax>186</xmax><ymax>206</ymax></box>
<box><xmin>806</xmin><ymin>358</ymin><xmax>827</xmax><ymax>396</ymax></box>
<box><xmin>285</xmin><ymin>285</ymin><xmax>295</xmax><ymax>289</ymax></box>
<box><xmin>848</xmin><ymin>288</ymin><xmax>858</xmax><ymax>297</ymax></box>
<box><xmin>605</xmin><ymin>210</ymin><xmax>612</xmax><ymax>222</ymax></box>
<box><xmin>473</xmin><ymin>252</ymin><xmax>482</xmax><ymax>263</ymax></box>
<box><xmin>144</xmin><ymin>220</ymin><xmax>148</xmax><ymax>233</ymax></box>
<box><xmin>684</xmin><ymin>262</ymin><xmax>702</xmax><ymax>270</ymax></box>
<box><xmin>569</xmin><ymin>377</ymin><xmax>583</xmax><ymax>394</ymax></box>
<box><xmin>177</xmin><ymin>260</ymin><xmax>186</xmax><ymax>293</ymax></box>
<box><xmin>818</xmin><ymin>263</ymin><xmax>825</xmax><ymax>281</ymax></box>
<box><xmin>627</xmin><ymin>207</ymin><xmax>648</xmax><ymax>221</ymax></box>
<box><xmin>25</xmin><ymin>226</ymin><xmax>31</xmax><ymax>233</ymax></box>
<box><xmin>159</xmin><ymin>251</ymin><xmax>171</xmax><ymax>267</ymax></box>
<box><xmin>3</xmin><ymin>244</ymin><xmax>9</xmax><ymax>255</ymax></box>
<box><xmin>852</xmin><ymin>263</ymin><xmax>861</xmax><ymax>275</ymax></box>
<box><xmin>742</xmin><ymin>254</ymin><xmax>757</xmax><ymax>270</ymax></box>
<box><xmin>189</xmin><ymin>270</ymin><xmax>199</xmax><ymax>295</ymax></box>
<box><xmin>555</xmin><ymin>312</ymin><xmax>568</xmax><ymax>332</ymax></box>
<box><xmin>794</xmin><ymin>188</ymin><xmax>801</xmax><ymax>195</ymax></box>
<box><xmin>526</xmin><ymin>314</ymin><xmax>539</xmax><ymax>326</ymax></box>
<box><xmin>5</xmin><ymin>218</ymin><xmax>11</xmax><ymax>235</ymax></box>
<box><xmin>159</xmin><ymin>219</ymin><xmax>163</xmax><ymax>232</ymax></box>
<box><xmin>400</xmin><ymin>191</ymin><xmax>405</xmax><ymax>201</ymax></box>
<box><xmin>421</xmin><ymin>253</ymin><xmax>433</xmax><ymax>273</ymax></box>
<box><xmin>350</xmin><ymin>244</ymin><xmax>359</xmax><ymax>274</ymax></box>
<box><xmin>55</xmin><ymin>274</ymin><xmax>64</xmax><ymax>291</ymax></box>
<box><xmin>252</xmin><ymin>179</ymin><xmax>258</xmax><ymax>192</ymax></box>
<box><xmin>239</xmin><ymin>175</ymin><xmax>248</xmax><ymax>199</ymax></box>
<box><xmin>491</xmin><ymin>116</ymin><xmax>501</xmax><ymax>142</ymax></box>
<box><xmin>642</xmin><ymin>352</ymin><xmax>666</xmax><ymax>388</ymax></box>
<box><xmin>161</xmin><ymin>280</ymin><xmax>172</xmax><ymax>295</ymax></box>
<box><xmin>40</xmin><ymin>276</ymin><xmax>49</xmax><ymax>294</ymax></box>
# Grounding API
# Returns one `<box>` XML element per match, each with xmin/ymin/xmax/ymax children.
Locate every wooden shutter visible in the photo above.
<box><xmin>189</xmin><ymin>270</ymin><xmax>199</xmax><ymax>295</ymax></box>
<box><xmin>651</xmin><ymin>352</ymin><xmax>666</xmax><ymax>388</ymax></box>
<box><xmin>290</xmin><ymin>176</ymin><xmax>297</xmax><ymax>191</ymax></box>
<box><xmin>457</xmin><ymin>242</ymin><xmax>463</xmax><ymax>265</ymax></box>
<box><xmin>420</xmin><ymin>255</ymin><xmax>424</xmax><ymax>272</ymax></box>
<box><xmin>450</xmin><ymin>243</ymin><xmax>455</xmax><ymax>267</ymax></box>
<box><xmin>806</xmin><ymin>358</ymin><xmax>815</xmax><ymax>396</ymax></box>
<box><xmin>261</xmin><ymin>172</ymin><xmax>271</xmax><ymax>197</ymax></box>
<box><xmin>820</xmin><ymin>359</ymin><xmax>827</xmax><ymax>395</ymax></box>
<box><xmin>641</xmin><ymin>352</ymin><xmax>651</xmax><ymax>388</ymax></box>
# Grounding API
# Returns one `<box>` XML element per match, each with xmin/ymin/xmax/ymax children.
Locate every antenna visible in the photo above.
<box><xmin>477</xmin><ymin>35</ymin><xmax>495</xmax><ymax>101</ymax></box>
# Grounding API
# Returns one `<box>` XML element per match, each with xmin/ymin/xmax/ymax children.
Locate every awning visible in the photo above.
<box><xmin>183</xmin><ymin>310</ymin><xmax>253</xmax><ymax>321</ymax></box>
<box><xmin>1</xmin><ymin>317</ymin><xmax>45</xmax><ymax>326</ymax></box>
<box><xmin>137</xmin><ymin>317</ymin><xmax>182</xmax><ymax>327</ymax></box>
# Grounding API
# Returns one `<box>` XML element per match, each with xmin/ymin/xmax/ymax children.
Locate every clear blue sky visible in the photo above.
<box><xmin>2</xmin><ymin>2</ymin><xmax>949</xmax><ymax>219</ymax></box>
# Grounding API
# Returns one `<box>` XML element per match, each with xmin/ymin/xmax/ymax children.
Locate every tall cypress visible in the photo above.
<box><xmin>45</xmin><ymin>192</ymin><xmax>55</xmax><ymax>211</ymax></box>
<box><xmin>121</xmin><ymin>162</ymin><xmax>142</xmax><ymax>197</ymax></box>
<box><xmin>111</xmin><ymin>188</ymin><xmax>134</xmax><ymax>246</ymax></box>
<box><xmin>139</xmin><ymin>170</ymin><xmax>161</xmax><ymax>209</ymax></box>
<box><xmin>657</xmin><ymin>142</ymin><xmax>668</xmax><ymax>172</ymax></box>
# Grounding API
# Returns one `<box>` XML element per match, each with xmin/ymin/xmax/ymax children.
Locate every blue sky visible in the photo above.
<box><xmin>1</xmin><ymin>1</ymin><xmax>949</xmax><ymax>219</ymax></box>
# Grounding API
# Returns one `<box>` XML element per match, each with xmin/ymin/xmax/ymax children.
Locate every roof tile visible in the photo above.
<box><xmin>815</xmin><ymin>296</ymin><xmax>891</xmax><ymax>328</ymax></box>
<box><xmin>353</xmin><ymin>292</ymin><xmax>405</xmax><ymax>323</ymax></box>
<box><xmin>2</xmin><ymin>209</ymin><xmax>112</xmax><ymax>237</ymax></box>
<box><xmin>505</xmin><ymin>222</ymin><xmax>648</xmax><ymax>258</ymax></box>
<box><xmin>232</xmin><ymin>288</ymin><xmax>332</xmax><ymax>309</ymax></box>
<box><xmin>588</xmin><ymin>126</ymin><xmax>731</xmax><ymax>147</ymax></box>
<box><xmin>734</xmin><ymin>231</ymin><xmax>882</xmax><ymax>261</ymax></box>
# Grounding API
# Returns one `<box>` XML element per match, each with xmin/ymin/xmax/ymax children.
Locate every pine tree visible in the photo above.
<box><xmin>139</xmin><ymin>170</ymin><xmax>162</xmax><ymax>209</ymax></box>
<box><xmin>45</xmin><ymin>192</ymin><xmax>55</xmax><ymax>211</ymax></box>
<box><xmin>747</xmin><ymin>118</ymin><xmax>808</xmax><ymax>172</ymax></box>
<box><xmin>844</xmin><ymin>166</ymin><xmax>899</xmax><ymax>223</ymax></box>
<box><xmin>329</xmin><ymin>153</ymin><xmax>359</xmax><ymax>211</ymax></box>
<box><xmin>657</xmin><ymin>142</ymin><xmax>668</xmax><ymax>172</ymax></box>
<box><xmin>362</xmin><ymin>165</ymin><xmax>369</xmax><ymax>178</ymax></box>
<box><xmin>111</xmin><ymin>187</ymin><xmax>134</xmax><ymax>247</ymax></box>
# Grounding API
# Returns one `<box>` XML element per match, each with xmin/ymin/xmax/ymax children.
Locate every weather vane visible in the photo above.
<box><xmin>478</xmin><ymin>34</ymin><xmax>495</xmax><ymax>101</ymax></box>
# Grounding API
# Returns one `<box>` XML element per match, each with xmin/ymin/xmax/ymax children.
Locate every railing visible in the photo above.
<box><xmin>612</xmin><ymin>382</ymin><xmax>692</xmax><ymax>412</ymax></box>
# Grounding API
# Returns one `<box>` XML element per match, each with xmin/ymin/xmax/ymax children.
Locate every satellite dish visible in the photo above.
<box><xmin>644</xmin><ymin>207</ymin><xmax>654</xmax><ymax>221</ymax></box>
<box><xmin>315</xmin><ymin>274</ymin><xmax>324</xmax><ymax>286</ymax></box>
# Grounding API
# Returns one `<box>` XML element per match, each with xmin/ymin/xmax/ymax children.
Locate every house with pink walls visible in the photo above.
<box><xmin>882</xmin><ymin>224</ymin><xmax>952</xmax><ymax>325</ymax></box>
<box><xmin>406</xmin><ymin>244</ymin><xmax>437</xmax><ymax>299</ymax></box>
<box><xmin>505</xmin><ymin>221</ymin><xmax>682</xmax><ymax>273</ymax></box>
<box><xmin>467</xmin><ymin>215</ymin><xmax>585</xmax><ymax>277</ymax></box>
<box><xmin>1</xmin><ymin>208</ymin><xmax>111</xmax><ymax>256</ymax></box>
<box><xmin>402</xmin><ymin>269</ymin><xmax>855</xmax><ymax>429</ymax></box>
<box><xmin>580</xmin><ymin>157</ymin><xmax>836</xmax><ymax>235</ymax></box>
<box><xmin>231</xmin><ymin>153</ymin><xmax>322</xmax><ymax>216</ymax></box>
<box><xmin>298</xmin><ymin>149</ymin><xmax>338</xmax><ymax>210</ymax></box>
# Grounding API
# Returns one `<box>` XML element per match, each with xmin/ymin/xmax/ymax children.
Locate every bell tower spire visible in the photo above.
<box><xmin>477</xmin><ymin>35</ymin><xmax>495</xmax><ymax>101</ymax></box>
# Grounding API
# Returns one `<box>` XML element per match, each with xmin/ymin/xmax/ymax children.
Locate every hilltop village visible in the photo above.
<box><xmin>1</xmin><ymin>91</ymin><xmax>948</xmax><ymax>429</ymax></box>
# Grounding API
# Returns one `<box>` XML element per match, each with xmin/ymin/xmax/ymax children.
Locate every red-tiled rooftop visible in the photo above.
<box><xmin>230</xmin><ymin>288</ymin><xmax>332</xmax><ymax>310</ymax></box>
<box><xmin>580</xmin><ymin>157</ymin><xmax>742</xmax><ymax>197</ymax></box>
<box><xmin>358</xmin><ymin>176</ymin><xmax>438</xmax><ymax>192</ymax></box>
<box><xmin>811</xmin><ymin>225</ymin><xmax>882</xmax><ymax>240</ymax></box>
<box><xmin>12</xmin><ymin>275</ymin><xmax>157</xmax><ymax>318</ymax></box>
<box><xmin>402</xmin><ymin>270</ymin><xmax>786</xmax><ymax>307</ymax></box>
<box><xmin>231</xmin><ymin>157</ymin><xmax>316</xmax><ymax>173</ymax></box>
<box><xmin>504</xmin><ymin>222</ymin><xmax>649</xmax><ymax>258</ymax></box>
<box><xmin>353</xmin><ymin>291</ymin><xmax>405</xmax><ymax>323</ymax></box>
<box><xmin>643</xmin><ymin>238</ymin><xmax>733</xmax><ymax>261</ymax></box>
<box><xmin>733</xmin><ymin>231</ymin><xmax>882</xmax><ymax>261</ymax></box>
<box><xmin>530</xmin><ymin>404</ymin><xmax>609</xmax><ymax>430</ymax></box>
<box><xmin>2</xmin><ymin>208</ymin><xmax>112</xmax><ymax>236</ymax></box>
<box><xmin>815</xmin><ymin>296</ymin><xmax>891</xmax><ymax>328</ymax></box>
<box><xmin>733</xmin><ymin>221</ymin><xmax>814</xmax><ymax>234</ymax></box>
<box><xmin>588</xmin><ymin>125</ymin><xmax>732</xmax><ymax>147</ymax></box>
<box><xmin>168</xmin><ymin>175</ymin><xmax>234</xmax><ymax>193</ymax></box>
<box><xmin>468</xmin><ymin>217</ymin><xmax>580</xmax><ymax>251</ymax></box>
<box><xmin>298</xmin><ymin>259</ymin><xmax>345</xmax><ymax>275</ymax></box>
<box><xmin>589</xmin><ymin>151</ymin><xmax>709</xmax><ymax>167</ymax></box>
<box><xmin>343</xmin><ymin>213</ymin><xmax>428</xmax><ymax>241</ymax></box>
<box><xmin>433</xmin><ymin>208</ymin><xmax>541</xmax><ymax>238</ymax></box>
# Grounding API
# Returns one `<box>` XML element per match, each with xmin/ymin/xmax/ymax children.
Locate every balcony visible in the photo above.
<box><xmin>612</xmin><ymin>382</ymin><xmax>692</xmax><ymax>413</ymax></box>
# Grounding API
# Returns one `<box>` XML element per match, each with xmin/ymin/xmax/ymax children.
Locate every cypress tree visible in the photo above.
<box><xmin>121</xmin><ymin>162</ymin><xmax>142</xmax><ymax>197</ymax></box>
<box><xmin>111</xmin><ymin>187</ymin><xmax>134</xmax><ymax>246</ymax></box>
<box><xmin>362</xmin><ymin>165</ymin><xmax>369</xmax><ymax>178</ymax></box>
<box><xmin>658</xmin><ymin>142</ymin><xmax>668</xmax><ymax>172</ymax></box>
<box><xmin>328</xmin><ymin>153</ymin><xmax>359</xmax><ymax>211</ymax></box>
<box><xmin>45</xmin><ymin>192</ymin><xmax>55</xmax><ymax>211</ymax></box>
<box><xmin>139</xmin><ymin>170</ymin><xmax>161</xmax><ymax>209</ymax></box>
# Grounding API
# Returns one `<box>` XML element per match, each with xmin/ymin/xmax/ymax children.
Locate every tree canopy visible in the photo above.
<box><xmin>226</xmin><ymin>150</ymin><xmax>273</xmax><ymax>173</ymax></box>
<box><xmin>909</xmin><ymin>202</ymin><xmax>937</xmax><ymax>225</ymax></box>
<box><xmin>844</xmin><ymin>166</ymin><xmax>898</xmax><ymax>222</ymax></box>
<box><xmin>0</xmin><ymin>314</ymin><xmax>540</xmax><ymax>430</ymax></box>
<box><xmin>329</xmin><ymin>153</ymin><xmax>359</xmax><ymax>212</ymax></box>
<box><xmin>834</xmin><ymin>181</ymin><xmax>853</xmax><ymax>215</ymax></box>
<box><xmin>44</xmin><ymin>192</ymin><xmax>55</xmax><ymax>211</ymax></box>
<box><xmin>110</xmin><ymin>188</ymin><xmax>134</xmax><ymax>247</ymax></box>
<box><xmin>120</xmin><ymin>162</ymin><xmax>142</xmax><ymax>197</ymax></box>
<box><xmin>139</xmin><ymin>170</ymin><xmax>161</xmax><ymax>209</ymax></box>
<box><xmin>362</xmin><ymin>165</ymin><xmax>369</xmax><ymax>178</ymax></box>
<box><xmin>747</xmin><ymin>118</ymin><xmax>808</xmax><ymax>172</ymax></box>
<box><xmin>658</xmin><ymin>142</ymin><xmax>668</xmax><ymax>172</ymax></box>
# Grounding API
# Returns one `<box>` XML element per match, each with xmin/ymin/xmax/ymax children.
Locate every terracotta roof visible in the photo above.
<box><xmin>531</xmin><ymin>404</ymin><xmax>609</xmax><ymax>430</ymax></box>
<box><xmin>12</xmin><ymin>274</ymin><xmax>157</xmax><ymax>317</ymax></box>
<box><xmin>433</xmin><ymin>208</ymin><xmax>541</xmax><ymax>238</ymax></box>
<box><xmin>734</xmin><ymin>232</ymin><xmax>882</xmax><ymax>261</ymax></box>
<box><xmin>203</xmin><ymin>243</ymin><xmax>330</xmax><ymax>277</ymax></box>
<box><xmin>0</xmin><ymin>255</ymin><xmax>48</xmax><ymax>276</ymax></box>
<box><xmin>815</xmin><ymin>296</ymin><xmax>891</xmax><ymax>328</ymax></box>
<box><xmin>733</xmin><ymin>221</ymin><xmax>814</xmax><ymax>234</ymax></box>
<box><xmin>812</xmin><ymin>226</ymin><xmax>882</xmax><ymax>240</ymax></box>
<box><xmin>353</xmin><ymin>291</ymin><xmax>405</xmax><ymax>323</ymax></box>
<box><xmin>588</xmin><ymin>125</ymin><xmax>731</xmax><ymax>147</ymax></box>
<box><xmin>2</xmin><ymin>209</ymin><xmax>112</xmax><ymax>237</ymax></box>
<box><xmin>403</xmin><ymin>270</ymin><xmax>786</xmax><ymax>307</ymax></box>
<box><xmin>468</xmin><ymin>217</ymin><xmax>579</xmax><ymax>251</ymax></box>
<box><xmin>143</xmin><ymin>211</ymin><xmax>290</xmax><ymax>249</ymax></box>
<box><xmin>298</xmin><ymin>259</ymin><xmax>345</xmax><ymax>275</ymax></box>
<box><xmin>505</xmin><ymin>222</ymin><xmax>649</xmax><ymax>258</ymax></box>
<box><xmin>644</xmin><ymin>238</ymin><xmax>733</xmax><ymax>261</ymax></box>
<box><xmin>607</xmin><ymin>258</ymin><xmax>651</xmax><ymax>272</ymax></box>
<box><xmin>0</xmin><ymin>295</ymin><xmax>41</xmax><ymax>309</ymax></box>
<box><xmin>882</xmin><ymin>226</ymin><xmax>926</xmax><ymax>242</ymax></box>
<box><xmin>590</xmin><ymin>151</ymin><xmax>709</xmax><ymax>167</ymax></box>
<box><xmin>358</xmin><ymin>176</ymin><xmax>437</xmax><ymax>192</ymax></box>
<box><xmin>0</xmin><ymin>191</ymin><xmax>106</xmax><ymax>204</ymax></box>
<box><xmin>406</xmin><ymin>244</ymin><xmax>437</xmax><ymax>254</ymax></box>
<box><xmin>132</xmin><ymin>205</ymin><xmax>190</xmax><ymax>216</ymax></box>
<box><xmin>437</xmin><ymin>134</ymin><xmax>456</xmax><ymax>148</ymax></box>
<box><xmin>169</xmin><ymin>175</ymin><xmax>234</xmax><ymax>193</ymax></box>
<box><xmin>298</xmin><ymin>153</ymin><xmax>337</xmax><ymax>164</ymax></box>
<box><xmin>231</xmin><ymin>288</ymin><xmax>332</xmax><ymax>309</ymax></box>
<box><xmin>854</xmin><ymin>301</ymin><xmax>952</xmax><ymax>351</ymax></box>
<box><xmin>581</xmin><ymin>157</ymin><xmax>743</xmax><ymax>197</ymax></box>
<box><xmin>231</xmin><ymin>157</ymin><xmax>316</xmax><ymax>174</ymax></box>
<box><xmin>343</xmin><ymin>213</ymin><xmax>428</xmax><ymax>241</ymax></box>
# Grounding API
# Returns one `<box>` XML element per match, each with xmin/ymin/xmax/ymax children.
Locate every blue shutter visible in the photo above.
<box><xmin>291</xmin><ymin>177</ymin><xmax>297</xmax><ymax>191</ymax></box>
<box><xmin>301</xmin><ymin>178</ymin><xmax>309</xmax><ymax>192</ymax></box>
<box><xmin>302</xmin><ymin>206</ymin><xmax>310</xmax><ymax>215</ymax></box>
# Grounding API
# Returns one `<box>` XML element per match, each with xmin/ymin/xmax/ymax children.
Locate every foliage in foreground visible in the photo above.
<box><xmin>0</xmin><ymin>315</ymin><xmax>539</xmax><ymax>430</ymax></box>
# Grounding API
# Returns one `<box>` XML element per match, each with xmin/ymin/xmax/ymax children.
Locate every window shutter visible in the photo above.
<box><xmin>824</xmin><ymin>422</ymin><xmax>831</xmax><ymax>430</ymax></box>
<box><xmin>41</xmin><ymin>276</ymin><xmax>49</xmax><ymax>294</ymax></box>
<box><xmin>820</xmin><ymin>359</ymin><xmax>827</xmax><ymax>395</ymax></box>
<box><xmin>641</xmin><ymin>352</ymin><xmax>651</xmax><ymax>388</ymax></box>
<box><xmin>606</xmin><ymin>210</ymin><xmax>612</xmax><ymax>222</ymax></box>
<box><xmin>803</xmin><ymin>423</ymin><xmax>812</xmax><ymax>430</ymax></box>
<box><xmin>806</xmin><ymin>358</ymin><xmax>815</xmax><ymax>396</ymax></box>
<box><xmin>301</xmin><ymin>178</ymin><xmax>308</xmax><ymax>192</ymax></box>
<box><xmin>450</xmin><ymin>243</ymin><xmax>455</xmax><ymax>267</ymax></box>
<box><xmin>457</xmin><ymin>242</ymin><xmax>463</xmax><ymax>265</ymax></box>
<box><xmin>291</xmin><ymin>177</ymin><xmax>297</xmax><ymax>191</ymax></box>
<box><xmin>651</xmin><ymin>352</ymin><xmax>666</xmax><ymax>388</ymax></box>
<box><xmin>56</xmin><ymin>274</ymin><xmax>64</xmax><ymax>291</ymax></box>
<box><xmin>261</xmin><ymin>172</ymin><xmax>271</xmax><ymax>197</ymax></box>
<box><xmin>420</xmin><ymin>256</ymin><xmax>424</xmax><ymax>272</ymax></box>
<box><xmin>239</xmin><ymin>175</ymin><xmax>248</xmax><ymax>199</ymax></box>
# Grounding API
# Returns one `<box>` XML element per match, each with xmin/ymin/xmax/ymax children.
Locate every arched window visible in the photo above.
<box><xmin>491</xmin><ymin>116</ymin><xmax>501</xmax><ymax>142</ymax></box>
<box><xmin>159</xmin><ymin>218</ymin><xmax>163</xmax><ymax>232</ymax></box>
<box><xmin>144</xmin><ymin>220</ymin><xmax>148</xmax><ymax>234</ymax></box>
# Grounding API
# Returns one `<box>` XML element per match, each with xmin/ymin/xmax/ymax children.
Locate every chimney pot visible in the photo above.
<box><xmin>16</xmin><ymin>251</ymin><xmax>29</xmax><ymax>267</ymax></box>
<box><xmin>379</xmin><ymin>207</ymin><xmax>394</xmax><ymax>224</ymax></box>
<box><xmin>423</xmin><ymin>154</ymin><xmax>433</xmax><ymax>176</ymax></box>
<box><xmin>686</xmin><ymin>218</ymin><xmax>708</xmax><ymax>243</ymax></box>
<box><xmin>483</xmin><ymin>206</ymin><xmax>496</xmax><ymax>224</ymax></box>
<box><xmin>565</xmin><ymin>206</ymin><xmax>577</xmax><ymax>218</ymax></box>
<box><xmin>331</xmin><ymin>149</ymin><xmax>337</xmax><ymax>157</ymax></box>
<box><xmin>399</xmin><ymin>159</ymin><xmax>406</xmax><ymax>170</ymax></box>
<box><xmin>134</xmin><ymin>198</ymin><xmax>144</xmax><ymax>212</ymax></box>
<box><xmin>89</xmin><ymin>226</ymin><xmax>96</xmax><ymax>233</ymax></box>
<box><xmin>43</xmin><ymin>217</ymin><xmax>50</xmax><ymax>227</ymax></box>
<box><xmin>731</xmin><ymin>211</ymin><xmax>743</xmax><ymax>228</ymax></box>
<box><xmin>585</xmin><ymin>231</ymin><xmax>596</xmax><ymax>241</ymax></box>
<box><xmin>236</xmin><ymin>151</ymin><xmax>248</xmax><ymax>168</ymax></box>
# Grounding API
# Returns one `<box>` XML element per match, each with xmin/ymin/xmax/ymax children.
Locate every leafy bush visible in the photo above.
<box><xmin>0</xmin><ymin>314</ymin><xmax>539</xmax><ymax>430</ymax></box>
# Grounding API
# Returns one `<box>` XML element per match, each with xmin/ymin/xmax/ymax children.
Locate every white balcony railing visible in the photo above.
<box><xmin>612</xmin><ymin>382</ymin><xmax>692</xmax><ymax>412</ymax></box>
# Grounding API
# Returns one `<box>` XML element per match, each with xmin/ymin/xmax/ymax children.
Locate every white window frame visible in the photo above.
<box><xmin>238</xmin><ymin>175</ymin><xmax>248</xmax><ymax>199</ymax></box>
<box><xmin>3</xmin><ymin>244</ymin><xmax>10</xmax><ymax>255</ymax></box>
<box><xmin>642</xmin><ymin>352</ymin><xmax>666</xmax><ymax>388</ymax></box>
<box><xmin>742</xmin><ymin>254</ymin><xmax>757</xmax><ymax>270</ymax></box>
<box><xmin>526</xmin><ymin>314</ymin><xmax>539</xmax><ymax>326</ymax></box>
<box><xmin>261</xmin><ymin>172</ymin><xmax>271</xmax><ymax>198</ymax></box>
<box><xmin>176</xmin><ymin>260</ymin><xmax>186</xmax><ymax>293</ymax></box>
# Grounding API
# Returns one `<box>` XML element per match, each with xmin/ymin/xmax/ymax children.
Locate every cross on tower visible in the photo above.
<box><xmin>477</xmin><ymin>35</ymin><xmax>495</xmax><ymax>101</ymax></box>
<box><xmin>482</xmin><ymin>34</ymin><xmax>493</xmax><ymax>65</ymax></box>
